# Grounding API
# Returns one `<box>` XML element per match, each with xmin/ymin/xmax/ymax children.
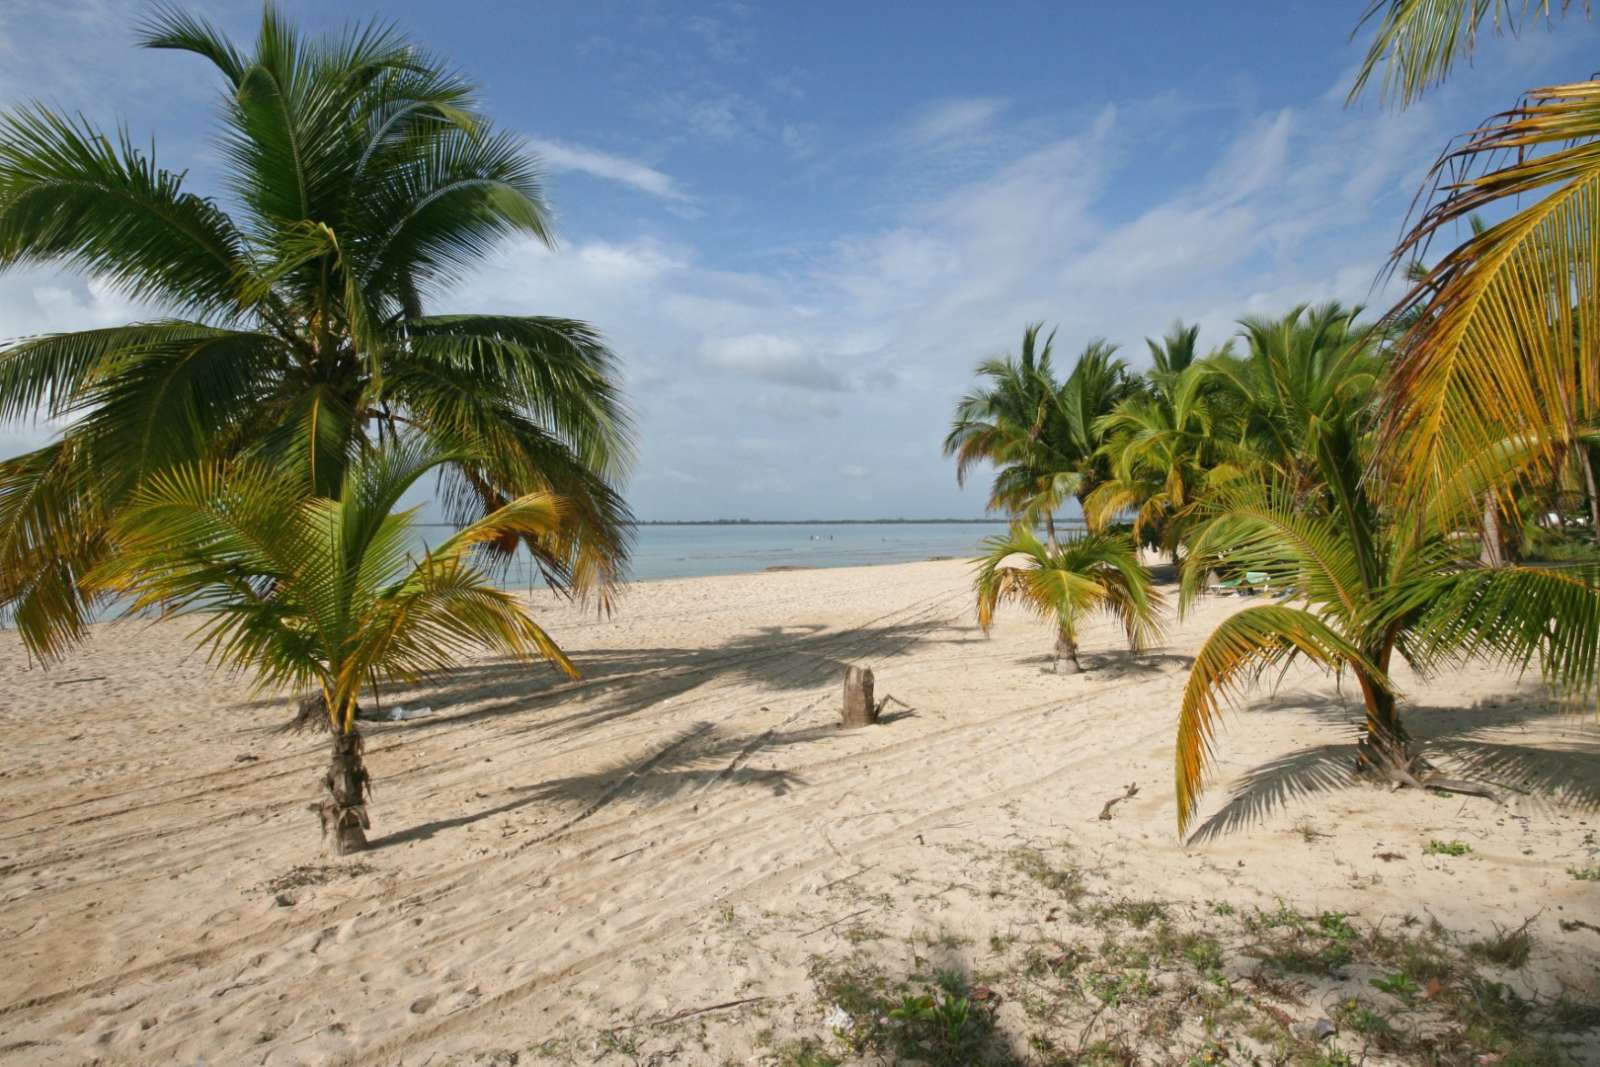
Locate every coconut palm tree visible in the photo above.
<box><xmin>946</xmin><ymin>329</ymin><xmax>1135</xmax><ymax>547</ymax></box>
<box><xmin>87</xmin><ymin>437</ymin><xmax>580</xmax><ymax>853</ymax></box>
<box><xmin>1351</xmin><ymin>1</ymin><xmax>1600</xmax><ymax>540</ymax></box>
<box><xmin>945</xmin><ymin>324</ymin><xmax>1068</xmax><ymax>546</ymax></box>
<box><xmin>1173</xmin><ymin>409</ymin><xmax>1600</xmax><ymax>838</ymax></box>
<box><xmin>0</xmin><ymin>5</ymin><xmax>632</xmax><ymax>662</ymax></box>
<box><xmin>1086</xmin><ymin>324</ymin><xmax>1243</xmax><ymax>559</ymax></box>
<box><xmin>1086</xmin><ymin>362</ymin><xmax>1247</xmax><ymax>561</ymax></box>
<box><xmin>974</xmin><ymin>527</ymin><xmax>1163</xmax><ymax>675</ymax></box>
<box><xmin>1202</xmin><ymin>303</ymin><xmax>1382</xmax><ymax>496</ymax></box>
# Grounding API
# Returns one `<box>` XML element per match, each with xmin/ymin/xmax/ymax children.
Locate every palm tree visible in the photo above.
<box><xmin>974</xmin><ymin>528</ymin><xmax>1163</xmax><ymax>675</ymax></box>
<box><xmin>1173</xmin><ymin>414</ymin><xmax>1600</xmax><ymax>838</ymax></box>
<box><xmin>1351</xmin><ymin>2</ymin><xmax>1600</xmax><ymax>541</ymax></box>
<box><xmin>0</xmin><ymin>5</ymin><xmax>633</xmax><ymax>662</ymax></box>
<box><xmin>1087</xmin><ymin>324</ymin><xmax>1243</xmax><ymax>560</ymax></box>
<box><xmin>87</xmin><ymin>437</ymin><xmax>580</xmax><ymax>854</ymax></box>
<box><xmin>1204</xmin><ymin>303</ymin><xmax>1382</xmax><ymax>495</ymax></box>
<box><xmin>1038</xmin><ymin>339</ymin><xmax>1140</xmax><ymax>517</ymax></box>
<box><xmin>946</xmin><ymin>329</ymin><xmax>1134</xmax><ymax>547</ymax></box>
<box><xmin>945</xmin><ymin>324</ymin><xmax>1068</xmax><ymax>546</ymax></box>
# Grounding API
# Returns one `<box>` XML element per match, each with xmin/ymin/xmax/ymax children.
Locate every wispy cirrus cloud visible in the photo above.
<box><xmin>903</xmin><ymin>96</ymin><xmax>1009</xmax><ymax>145</ymax></box>
<box><xmin>526</xmin><ymin>138</ymin><xmax>690</xmax><ymax>203</ymax></box>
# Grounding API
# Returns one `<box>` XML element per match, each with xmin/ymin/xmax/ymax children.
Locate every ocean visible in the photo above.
<box><xmin>423</xmin><ymin>520</ymin><xmax>1087</xmax><ymax>587</ymax></box>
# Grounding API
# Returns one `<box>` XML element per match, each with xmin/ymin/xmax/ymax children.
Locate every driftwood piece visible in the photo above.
<box><xmin>874</xmin><ymin>693</ymin><xmax>912</xmax><ymax>718</ymax></box>
<box><xmin>1097</xmin><ymin>782</ymin><xmax>1140</xmax><ymax>821</ymax></box>
<box><xmin>608</xmin><ymin>995</ymin><xmax>770</xmax><ymax>1033</ymax></box>
<box><xmin>842</xmin><ymin>665</ymin><xmax>877</xmax><ymax>728</ymax></box>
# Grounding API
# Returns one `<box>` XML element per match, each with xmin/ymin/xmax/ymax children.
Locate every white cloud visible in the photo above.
<box><xmin>904</xmin><ymin>97</ymin><xmax>1008</xmax><ymax>144</ymax></box>
<box><xmin>650</xmin><ymin>90</ymin><xmax>767</xmax><ymax>142</ymax></box>
<box><xmin>701</xmin><ymin>334</ymin><xmax>847</xmax><ymax>391</ymax></box>
<box><xmin>526</xmin><ymin>138</ymin><xmax>689</xmax><ymax>202</ymax></box>
<box><xmin>3</xmin><ymin>7</ymin><xmax>1590</xmax><ymax>521</ymax></box>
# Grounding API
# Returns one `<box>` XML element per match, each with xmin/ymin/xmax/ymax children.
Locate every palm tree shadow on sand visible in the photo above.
<box><xmin>244</xmin><ymin>614</ymin><xmax>959</xmax><ymax>740</ymax></box>
<box><xmin>366</xmin><ymin>718</ymin><xmax>841</xmax><ymax>850</ymax></box>
<box><xmin>1187</xmin><ymin>687</ymin><xmax>1600</xmax><ymax>844</ymax></box>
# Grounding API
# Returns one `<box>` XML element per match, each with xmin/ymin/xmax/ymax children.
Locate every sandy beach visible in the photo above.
<box><xmin>1</xmin><ymin>559</ymin><xmax>1597</xmax><ymax>1064</ymax></box>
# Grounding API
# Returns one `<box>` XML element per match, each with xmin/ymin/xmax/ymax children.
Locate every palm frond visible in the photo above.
<box><xmin>0</xmin><ymin>105</ymin><xmax>249</xmax><ymax>315</ymax></box>
<box><xmin>1380</xmin><ymin>85</ymin><xmax>1600</xmax><ymax>516</ymax></box>
<box><xmin>1176</xmin><ymin>604</ymin><xmax>1388</xmax><ymax>834</ymax></box>
<box><xmin>1349</xmin><ymin>1</ymin><xmax>1584</xmax><ymax>106</ymax></box>
<box><xmin>1400</xmin><ymin>562</ymin><xmax>1600</xmax><ymax>701</ymax></box>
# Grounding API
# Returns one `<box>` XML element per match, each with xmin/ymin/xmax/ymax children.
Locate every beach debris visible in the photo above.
<box><xmin>359</xmin><ymin>704</ymin><xmax>433</xmax><ymax>722</ymax></box>
<box><xmin>874</xmin><ymin>693</ymin><xmax>912</xmax><ymax>718</ymax></box>
<box><xmin>824</xmin><ymin>1004</ymin><xmax>853</xmax><ymax>1032</ymax></box>
<box><xmin>1297</xmin><ymin>1017</ymin><xmax>1337</xmax><ymax>1041</ymax></box>
<box><xmin>842</xmin><ymin>665</ymin><xmax>877</xmax><ymax>728</ymax></box>
<box><xmin>607</xmin><ymin>996</ymin><xmax>771</xmax><ymax>1035</ymax></box>
<box><xmin>816</xmin><ymin>865</ymin><xmax>877</xmax><ymax>894</ymax></box>
<box><xmin>802</xmin><ymin>907</ymin><xmax>872</xmax><ymax>937</ymax></box>
<box><xmin>1097</xmin><ymin>782</ymin><xmax>1140</xmax><ymax>820</ymax></box>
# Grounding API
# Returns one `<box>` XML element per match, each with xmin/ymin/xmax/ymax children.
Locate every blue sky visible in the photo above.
<box><xmin>0</xmin><ymin>1</ymin><xmax>1595</xmax><ymax>519</ymax></box>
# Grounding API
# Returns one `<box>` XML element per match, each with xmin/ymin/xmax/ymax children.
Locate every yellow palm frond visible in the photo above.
<box><xmin>1381</xmin><ymin>82</ymin><xmax>1600</xmax><ymax>517</ymax></box>
<box><xmin>1176</xmin><ymin>605</ymin><xmax>1390</xmax><ymax>835</ymax></box>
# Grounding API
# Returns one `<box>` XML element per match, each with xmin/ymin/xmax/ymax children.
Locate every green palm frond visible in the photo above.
<box><xmin>974</xmin><ymin>527</ymin><xmax>1163</xmax><ymax>651</ymax></box>
<box><xmin>1398</xmin><ymin>562</ymin><xmax>1600</xmax><ymax>699</ymax></box>
<box><xmin>1350</xmin><ymin>1</ymin><xmax>1585</xmax><ymax>107</ymax></box>
<box><xmin>87</xmin><ymin>440</ymin><xmax>577</xmax><ymax>732</ymax></box>
<box><xmin>0</xmin><ymin>105</ymin><xmax>250</xmax><ymax>315</ymax></box>
<box><xmin>1182</xmin><ymin>480</ymin><xmax>1366</xmax><ymax>616</ymax></box>
<box><xmin>0</xmin><ymin>441</ymin><xmax>108</xmax><ymax>658</ymax></box>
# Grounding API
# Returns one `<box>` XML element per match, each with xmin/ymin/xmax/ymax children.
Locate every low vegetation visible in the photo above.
<box><xmin>764</xmin><ymin>845</ymin><xmax>1599</xmax><ymax>1066</ymax></box>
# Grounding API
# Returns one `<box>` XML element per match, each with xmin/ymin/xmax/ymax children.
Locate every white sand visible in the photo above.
<box><xmin>1</xmin><ymin>559</ymin><xmax>1596</xmax><ymax>1064</ymax></box>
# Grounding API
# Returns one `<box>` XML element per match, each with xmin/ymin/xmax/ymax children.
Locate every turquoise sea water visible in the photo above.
<box><xmin>34</xmin><ymin>521</ymin><xmax>1081</xmax><ymax>628</ymax></box>
<box><xmin>627</xmin><ymin>522</ymin><xmax>1008</xmax><ymax>581</ymax></box>
<box><xmin>420</xmin><ymin>520</ymin><xmax>1087</xmax><ymax>587</ymax></box>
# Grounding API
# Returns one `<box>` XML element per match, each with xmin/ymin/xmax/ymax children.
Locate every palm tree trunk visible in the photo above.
<box><xmin>1053</xmin><ymin>631</ymin><xmax>1082</xmax><ymax>674</ymax></box>
<box><xmin>1479</xmin><ymin>493</ymin><xmax>1504</xmax><ymax>568</ymax></box>
<box><xmin>1580</xmin><ymin>445</ymin><xmax>1600</xmax><ymax>545</ymax></box>
<box><xmin>321</xmin><ymin>727</ymin><xmax>371</xmax><ymax>854</ymax></box>
<box><xmin>1353</xmin><ymin>667</ymin><xmax>1410</xmax><ymax>780</ymax></box>
<box><xmin>1044</xmin><ymin>510</ymin><xmax>1059</xmax><ymax>553</ymax></box>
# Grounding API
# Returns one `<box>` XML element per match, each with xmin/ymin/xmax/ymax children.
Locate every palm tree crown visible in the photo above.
<box><xmin>0</xmin><ymin>5</ymin><xmax>633</xmax><ymax>660</ymax></box>
<box><xmin>945</xmin><ymin>325</ymin><xmax>1135</xmax><ymax>546</ymax></box>
<box><xmin>974</xmin><ymin>527</ymin><xmax>1163</xmax><ymax>674</ymax></box>
<box><xmin>87</xmin><ymin>437</ymin><xmax>580</xmax><ymax>732</ymax></box>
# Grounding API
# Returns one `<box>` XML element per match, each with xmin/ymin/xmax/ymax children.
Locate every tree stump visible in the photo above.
<box><xmin>842</xmin><ymin>665</ymin><xmax>877</xmax><ymax>728</ymax></box>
